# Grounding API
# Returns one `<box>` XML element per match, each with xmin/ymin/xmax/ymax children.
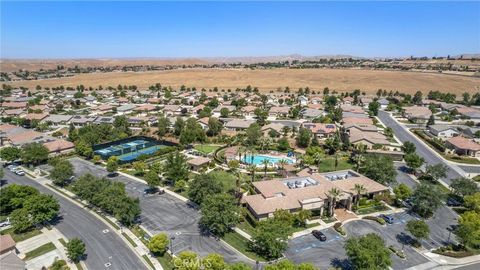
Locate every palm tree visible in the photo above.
<box><xmin>351</xmin><ymin>184</ymin><xmax>367</xmax><ymax>208</ymax></box>
<box><xmin>228</xmin><ymin>160</ymin><xmax>241</xmax><ymax>202</ymax></box>
<box><xmin>261</xmin><ymin>159</ymin><xmax>270</xmax><ymax>177</ymax></box>
<box><xmin>278</xmin><ymin>159</ymin><xmax>288</xmax><ymax>171</ymax></box>
<box><xmin>328</xmin><ymin>188</ymin><xmax>343</xmax><ymax>217</ymax></box>
<box><xmin>313</xmin><ymin>152</ymin><xmax>324</xmax><ymax>169</ymax></box>
<box><xmin>247</xmin><ymin>164</ymin><xmax>256</xmax><ymax>183</ymax></box>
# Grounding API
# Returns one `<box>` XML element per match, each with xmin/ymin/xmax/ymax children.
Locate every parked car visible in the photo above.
<box><xmin>380</xmin><ymin>214</ymin><xmax>394</xmax><ymax>224</ymax></box>
<box><xmin>403</xmin><ymin>199</ymin><xmax>413</xmax><ymax>209</ymax></box>
<box><xmin>447</xmin><ymin>198</ymin><xmax>462</xmax><ymax>207</ymax></box>
<box><xmin>15</xmin><ymin>170</ymin><xmax>25</xmax><ymax>176</ymax></box>
<box><xmin>312</xmin><ymin>230</ymin><xmax>327</xmax><ymax>241</ymax></box>
<box><xmin>0</xmin><ymin>218</ymin><xmax>10</xmax><ymax>227</ymax></box>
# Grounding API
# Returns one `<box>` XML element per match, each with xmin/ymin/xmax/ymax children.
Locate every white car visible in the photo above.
<box><xmin>0</xmin><ymin>218</ymin><xmax>10</xmax><ymax>227</ymax></box>
<box><xmin>15</xmin><ymin>170</ymin><xmax>25</xmax><ymax>176</ymax></box>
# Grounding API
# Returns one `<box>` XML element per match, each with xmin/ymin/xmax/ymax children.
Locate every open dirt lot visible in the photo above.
<box><xmin>8</xmin><ymin>68</ymin><xmax>480</xmax><ymax>94</ymax></box>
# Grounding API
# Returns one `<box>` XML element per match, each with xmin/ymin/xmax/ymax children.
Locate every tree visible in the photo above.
<box><xmin>427</xmin><ymin>115</ymin><xmax>435</xmax><ymax>126</ymax></box>
<box><xmin>401</xmin><ymin>142</ymin><xmax>416</xmax><ymax>155</ymax></box>
<box><xmin>450</xmin><ymin>178</ymin><xmax>479</xmax><ymax>198</ymax></box>
<box><xmin>265</xmin><ymin>260</ymin><xmax>318</xmax><ymax>270</ymax></box>
<box><xmin>328</xmin><ymin>188</ymin><xmax>343</xmax><ymax>217</ymax></box>
<box><xmin>352</xmin><ymin>184</ymin><xmax>367</xmax><ymax>208</ymax></box>
<box><xmin>344</xmin><ymin>233</ymin><xmax>392</xmax><ymax>270</ymax></box>
<box><xmin>202</xmin><ymin>253</ymin><xmax>227</xmax><ymax>270</ymax></box>
<box><xmin>250</xmin><ymin>219</ymin><xmax>290</xmax><ymax>259</ymax></box>
<box><xmin>66</xmin><ymin>238</ymin><xmax>86</xmax><ymax>263</ymax></box>
<box><xmin>368</xmin><ymin>101</ymin><xmax>380</xmax><ymax>116</ymax></box>
<box><xmin>413</xmin><ymin>91</ymin><xmax>423</xmax><ymax>105</ymax></box>
<box><xmin>164</xmin><ymin>152</ymin><xmax>189</xmax><ymax>184</ymax></box>
<box><xmin>411</xmin><ymin>183</ymin><xmax>446</xmax><ymax>218</ymax></box>
<box><xmin>21</xmin><ymin>142</ymin><xmax>49</xmax><ymax>166</ymax></box>
<box><xmin>277</xmin><ymin>137</ymin><xmax>290</xmax><ymax>151</ymax></box>
<box><xmin>229</xmin><ymin>263</ymin><xmax>252</xmax><ymax>270</ymax></box>
<box><xmin>421</xmin><ymin>164</ymin><xmax>447</xmax><ymax>182</ymax></box>
<box><xmin>406</xmin><ymin>220</ymin><xmax>430</xmax><ymax>245</ymax></box>
<box><xmin>10</xmin><ymin>208</ymin><xmax>33</xmax><ymax>233</ymax></box>
<box><xmin>145</xmin><ymin>170</ymin><xmax>160</xmax><ymax>188</ymax></box>
<box><xmin>200</xmin><ymin>194</ymin><xmax>239</xmax><ymax>236</ymax></box>
<box><xmin>220</xmin><ymin>108</ymin><xmax>229</xmax><ymax>118</ymax></box>
<box><xmin>180</xmin><ymin>118</ymin><xmax>206</xmax><ymax>145</ymax></box>
<box><xmin>464</xmin><ymin>192</ymin><xmax>480</xmax><ymax>213</ymax></box>
<box><xmin>106</xmin><ymin>156</ymin><xmax>119</xmax><ymax>174</ymax></box>
<box><xmin>174</xmin><ymin>117</ymin><xmax>185</xmax><ymax>136</ymax></box>
<box><xmin>360</xmin><ymin>155</ymin><xmax>397</xmax><ymax>185</ymax></box>
<box><xmin>207</xmin><ymin>117</ymin><xmax>223</xmax><ymax>136</ymax></box>
<box><xmin>404</xmin><ymin>153</ymin><xmax>424</xmax><ymax>172</ymax></box>
<box><xmin>456</xmin><ymin>211</ymin><xmax>480</xmax><ymax>249</ymax></box>
<box><xmin>157</xmin><ymin>114</ymin><xmax>171</xmax><ymax>140</ymax></box>
<box><xmin>0</xmin><ymin>184</ymin><xmax>39</xmax><ymax>215</ymax></box>
<box><xmin>188</xmin><ymin>173</ymin><xmax>224</xmax><ymax>205</ymax></box>
<box><xmin>0</xmin><ymin>146</ymin><xmax>21</xmax><ymax>162</ymax></box>
<box><xmin>50</xmin><ymin>160</ymin><xmax>74</xmax><ymax>187</ymax></box>
<box><xmin>23</xmin><ymin>194</ymin><xmax>59</xmax><ymax>224</ymax></box>
<box><xmin>0</xmin><ymin>168</ymin><xmax>3</xmax><ymax>180</ymax></box>
<box><xmin>147</xmin><ymin>233</ymin><xmax>169</xmax><ymax>255</ymax></box>
<box><xmin>393</xmin><ymin>183</ymin><xmax>412</xmax><ymax>202</ymax></box>
<box><xmin>113</xmin><ymin>115</ymin><xmax>131</xmax><ymax>136</ymax></box>
<box><xmin>245</xmin><ymin>123</ymin><xmax>262</xmax><ymax>146</ymax></box>
<box><xmin>296</xmin><ymin>128</ymin><xmax>312</xmax><ymax>148</ymax></box>
<box><xmin>173</xmin><ymin>251</ymin><xmax>199</xmax><ymax>270</ymax></box>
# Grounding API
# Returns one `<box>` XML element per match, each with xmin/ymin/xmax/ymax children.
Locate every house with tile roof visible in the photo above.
<box><xmin>445</xmin><ymin>136</ymin><xmax>480</xmax><ymax>157</ymax></box>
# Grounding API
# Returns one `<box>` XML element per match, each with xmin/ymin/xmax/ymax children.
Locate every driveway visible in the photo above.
<box><xmin>3</xmin><ymin>169</ymin><xmax>146</xmax><ymax>270</ymax></box>
<box><xmin>69</xmin><ymin>157</ymin><xmax>250</xmax><ymax>264</ymax></box>
<box><xmin>378</xmin><ymin>110</ymin><xmax>467</xmax><ymax>184</ymax></box>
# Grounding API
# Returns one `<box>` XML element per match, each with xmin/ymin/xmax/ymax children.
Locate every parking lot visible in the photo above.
<box><xmin>68</xmin><ymin>157</ymin><xmax>249</xmax><ymax>264</ymax></box>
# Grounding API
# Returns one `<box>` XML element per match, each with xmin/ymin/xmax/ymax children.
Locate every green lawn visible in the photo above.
<box><xmin>222</xmin><ymin>231</ymin><xmax>267</xmax><ymax>262</ymax></box>
<box><xmin>1</xmin><ymin>228</ymin><xmax>42</xmax><ymax>242</ymax></box>
<box><xmin>58</xmin><ymin>238</ymin><xmax>67</xmax><ymax>247</ymax></box>
<box><xmin>24</xmin><ymin>242</ymin><xmax>56</xmax><ymax>260</ymax></box>
<box><xmin>474</xmin><ymin>175</ymin><xmax>480</xmax><ymax>182</ymax></box>
<box><xmin>157</xmin><ymin>253</ymin><xmax>174</xmax><ymax>270</ymax></box>
<box><xmin>194</xmin><ymin>144</ymin><xmax>221</xmax><ymax>154</ymax></box>
<box><xmin>355</xmin><ymin>204</ymin><xmax>389</xmax><ymax>215</ymax></box>
<box><xmin>122</xmin><ymin>232</ymin><xmax>137</xmax><ymax>247</ymax></box>
<box><xmin>291</xmin><ymin>222</ymin><xmax>321</xmax><ymax>233</ymax></box>
<box><xmin>142</xmin><ymin>255</ymin><xmax>155</xmax><ymax>269</ymax></box>
<box><xmin>237</xmin><ymin>221</ymin><xmax>256</xmax><ymax>236</ymax></box>
<box><xmin>318</xmin><ymin>158</ymin><xmax>353</xmax><ymax>173</ymax></box>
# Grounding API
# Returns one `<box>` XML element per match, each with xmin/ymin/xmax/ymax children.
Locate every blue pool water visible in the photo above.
<box><xmin>242</xmin><ymin>155</ymin><xmax>294</xmax><ymax>165</ymax></box>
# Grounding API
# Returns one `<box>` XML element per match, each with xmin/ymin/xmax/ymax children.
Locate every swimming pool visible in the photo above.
<box><xmin>241</xmin><ymin>155</ymin><xmax>294</xmax><ymax>166</ymax></box>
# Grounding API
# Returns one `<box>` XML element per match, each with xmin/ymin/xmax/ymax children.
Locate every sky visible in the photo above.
<box><xmin>1</xmin><ymin>1</ymin><xmax>479</xmax><ymax>58</ymax></box>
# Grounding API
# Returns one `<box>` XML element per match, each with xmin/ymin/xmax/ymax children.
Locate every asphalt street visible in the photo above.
<box><xmin>2</xmin><ymin>169</ymin><xmax>146</xmax><ymax>270</ymax></box>
<box><xmin>377</xmin><ymin>110</ymin><xmax>480</xmax><ymax>184</ymax></box>
<box><xmin>69</xmin><ymin>157</ymin><xmax>250</xmax><ymax>264</ymax></box>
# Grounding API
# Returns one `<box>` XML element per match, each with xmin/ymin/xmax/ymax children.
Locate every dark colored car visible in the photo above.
<box><xmin>380</xmin><ymin>214</ymin><xmax>394</xmax><ymax>224</ymax></box>
<box><xmin>447</xmin><ymin>198</ymin><xmax>462</xmax><ymax>207</ymax></box>
<box><xmin>312</xmin><ymin>230</ymin><xmax>327</xmax><ymax>241</ymax></box>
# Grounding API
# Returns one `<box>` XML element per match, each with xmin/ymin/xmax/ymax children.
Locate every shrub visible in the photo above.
<box><xmin>363</xmin><ymin>216</ymin><xmax>386</xmax><ymax>225</ymax></box>
<box><xmin>334</xmin><ymin>222</ymin><xmax>346</xmax><ymax>236</ymax></box>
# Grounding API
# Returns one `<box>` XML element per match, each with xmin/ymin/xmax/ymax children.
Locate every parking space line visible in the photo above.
<box><xmin>293</xmin><ymin>235</ymin><xmax>341</xmax><ymax>253</ymax></box>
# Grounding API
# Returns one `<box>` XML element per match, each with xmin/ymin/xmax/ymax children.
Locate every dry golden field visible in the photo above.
<box><xmin>8</xmin><ymin>68</ymin><xmax>480</xmax><ymax>94</ymax></box>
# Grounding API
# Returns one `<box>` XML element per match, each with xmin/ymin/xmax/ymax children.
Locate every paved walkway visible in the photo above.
<box><xmin>17</xmin><ymin>227</ymin><xmax>78</xmax><ymax>270</ymax></box>
<box><xmin>334</xmin><ymin>209</ymin><xmax>357</xmax><ymax>222</ymax></box>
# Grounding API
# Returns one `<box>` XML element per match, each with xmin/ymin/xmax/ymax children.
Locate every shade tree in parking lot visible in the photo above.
<box><xmin>393</xmin><ymin>183</ymin><xmax>412</xmax><ymax>203</ymax></box>
<box><xmin>164</xmin><ymin>151</ymin><xmax>189</xmax><ymax>184</ymax></box>
<box><xmin>188</xmin><ymin>172</ymin><xmax>225</xmax><ymax>205</ymax></box>
<box><xmin>456</xmin><ymin>211</ymin><xmax>480</xmax><ymax>249</ymax></box>
<box><xmin>344</xmin><ymin>233</ymin><xmax>392</xmax><ymax>270</ymax></box>
<box><xmin>264</xmin><ymin>259</ymin><xmax>318</xmax><ymax>270</ymax></box>
<box><xmin>147</xmin><ymin>233</ymin><xmax>169</xmax><ymax>255</ymax></box>
<box><xmin>66</xmin><ymin>238</ymin><xmax>86</xmax><ymax>263</ymax></box>
<box><xmin>21</xmin><ymin>142</ymin><xmax>49</xmax><ymax>166</ymax></box>
<box><xmin>250</xmin><ymin>218</ymin><xmax>291</xmax><ymax>260</ymax></box>
<box><xmin>145</xmin><ymin>169</ymin><xmax>160</xmax><ymax>188</ymax></box>
<box><xmin>0</xmin><ymin>146</ymin><xmax>21</xmax><ymax>162</ymax></box>
<box><xmin>410</xmin><ymin>183</ymin><xmax>446</xmax><ymax>218</ymax></box>
<box><xmin>464</xmin><ymin>192</ymin><xmax>480</xmax><ymax>213</ymax></box>
<box><xmin>106</xmin><ymin>156</ymin><xmax>119</xmax><ymax>174</ymax></box>
<box><xmin>359</xmin><ymin>154</ymin><xmax>397</xmax><ymax>185</ymax></box>
<box><xmin>406</xmin><ymin>220</ymin><xmax>430</xmax><ymax>246</ymax></box>
<box><xmin>404</xmin><ymin>153</ymin><xmax>424</xmax><ymax>173</ymax></box>
<box><xmin>49</xmin><ymin>159</ymin><xmax>74</xmax><ymax>187</ymax></box>
<box><xmin>200</xmin><ymin>194</ymin><xmax>239</xmax><ymax>236</ymax></box>
<box><xmin>71</xmin><ymin>174</ymin><xmax>141</xmax><ymax>226</ymax></box>
<box><xmin>450</xmin><ymin>178</ymin><xmax>479</xmax><ymax>198</ymax></box>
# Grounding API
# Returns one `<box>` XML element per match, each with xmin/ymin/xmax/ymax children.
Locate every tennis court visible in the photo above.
<box><xmin>94</xmin><ymin>139</ymin><xmax>167</xmax><ymax>162</ymax></box>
